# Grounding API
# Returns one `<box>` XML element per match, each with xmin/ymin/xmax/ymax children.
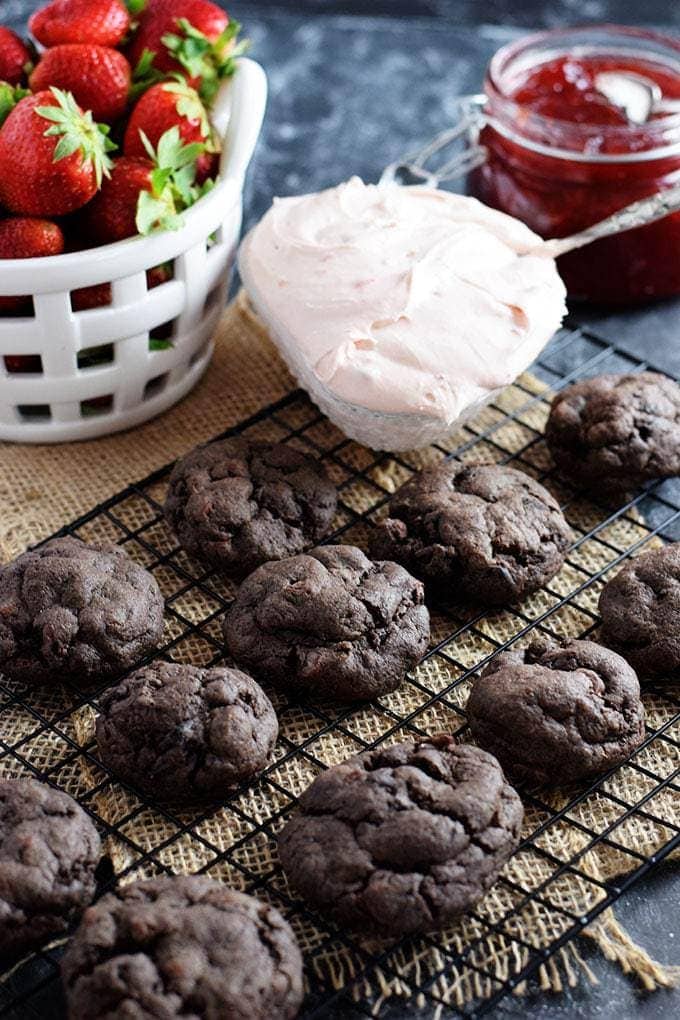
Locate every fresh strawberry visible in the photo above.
<box><xmin>81</xmin><ymin>156</ymin><xmax>154</xmax><ymax>244</ymax></box>
<box><xmin>124</xmin><ymin>78</ymin><xmax>215</xmax><ymax>158</ymax></box>
<box><xmin>0</xmin><ymin>82</ymin><xmax>31</xmax><ymax>127</ymax></box>
<box><xmin>29</xmin><ymin>0</ymin><xmax>130</xmax><ymax>49</ymax></box>
<box><xmin>146</xmin><ymin>262</ymin><xmax>173</xmax><ymax>289</ymax></box>
<box><xmin>4</xmin><ymin>354</ymin><xmax>43</xmax><ymax>371</ymax></box>
<box><xmin>81</xmin><ymin>125</ymin><xmax>203</xmax><ymax>244</ymax></box>
<box><xmin>0</xmin><ymin>216</ymin><xmax>64</xmax><ymax>313</ymax></box>
<box><xmin>72</xmin><ymin>262</ymin><xmax>172</xmax><ymax>311</ymax></box>
<box><xmin>195</xmin><ymin>149</ymin><xmax>219</xmax><ymax>184</ymax></box>
<box><xmin>127</xmin><ymin>0</ymin><xmax>244</xmax><ymax>102</ymax></box>
<box><xmin>30</xmin><ymin>45</ymin><xmax>131</xmax><ymax>124</ymax></box>
<box><xmin>71</xmin><ymin>280</ymin><xmax>112</xmax><ymax>310</ymax></box>
<box><xmin>0</xmin><ymin>27</ymin><xmax>33</xmax><ymax>86</ymax></box>
<box><xmin>0</xmin><ymin>215</ymin><xmax>63</xmax><ymax>258</ymax></box>
<box><xmin>0</xmin><ymin>87</ymin><xmax>115</xmax><ymax>216</ymax></box>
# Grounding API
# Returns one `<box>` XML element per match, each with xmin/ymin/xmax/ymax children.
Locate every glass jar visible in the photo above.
<box><xmin>468</xmin><ymin>25</ymin><xmax>680</xmax><ymax>304</ymax></box>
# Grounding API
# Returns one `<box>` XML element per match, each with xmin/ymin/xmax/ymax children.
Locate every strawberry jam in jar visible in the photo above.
<box><xmin>469</xmin><ymin>26</ymin><xmax>680</xmax><ymax>303</ymax></box>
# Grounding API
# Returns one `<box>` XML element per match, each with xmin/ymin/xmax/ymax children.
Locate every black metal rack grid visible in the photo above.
<box><xmin>0</xmin><ymin>320</ymin><xmax>679</xmax><ymax>1020</ymax></box>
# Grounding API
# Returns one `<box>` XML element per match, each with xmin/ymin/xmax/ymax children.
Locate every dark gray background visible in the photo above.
<box><xmin>4</xmin><ymin>1</ymin><xmax>679</xmax><ymax>1017</ymax></box>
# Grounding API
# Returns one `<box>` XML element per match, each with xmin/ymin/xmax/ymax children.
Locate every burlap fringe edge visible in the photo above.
<box><xmin>584</xmin><ymin>908</ymin><xmax>680</xmax><ymax>992</ymax></box>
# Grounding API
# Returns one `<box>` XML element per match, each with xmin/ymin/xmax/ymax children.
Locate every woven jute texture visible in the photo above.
<box><xmin>1</xmin><ymin>294</ymin><xmax>678</xmax><ymax>1015</ymax></box>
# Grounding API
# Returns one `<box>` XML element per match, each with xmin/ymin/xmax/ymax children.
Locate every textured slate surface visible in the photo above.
<box><xmin>3</xmin><ymin>2</ymin><xmax>680</xmax><ymax>1018</ymax></box>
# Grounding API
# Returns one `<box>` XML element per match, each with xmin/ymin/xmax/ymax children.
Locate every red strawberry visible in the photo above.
<box><xmin>30</xmin><ymin>45</ymin><xmax>131</xmax><ymax>124</ymax></box>
<box><xmin>72</xmin><ymin>262</ymin><xmax>172</xmax><ymax>310</ymax></box>
<box><xmin>128</xmin><ymin>0</ymin><xmax>243</xmax><ymax>102</ymax></box>
<box><xmin>0</xmin><ymin>215</ymin><xmax>63</xmax><ymax>258</ymax></box>
<box><xmin>195</xmin><ymin>150</ymin><xmax>219</xmax><ymax>184</ymax></box>
<box><xmin>0</xmin><ymin>27</ymin><xmax>33</xmax><ymax>85</ymax></box>
<box><xmin>29</xmin><ymin>0</ymin><xmax>130</xmax><ymax>49</ymax></box>
<box><xmin>0</xmin><ymin>88</ymin><xmax>115</xmax><ymax>216</ymax></box>
<box><xmin>4</xmin><ymin>354</ymin><xmax>43</xmax><ymax>371</ymax></box>
<box><xmin>82</xmin><ymin>156</ymin><xmax>154</xmax><ymax>244</ymax></box>
<box><xmin>82</xmin><ymin>127</ymin><xmax>206</xmax><ymax>244</ymax></box>
<box><xmin>71</xmin><ymin>280</ymin><xmax>112</xmax><ymax>310</ymax></box>
<box><xmin>0</xmin><ymin>216</ymin><xmax>64</xmax><ymax>313</ymax></box>
<box><xmin>146</xmin><ymin>262</ymin><xmax>173</xmax><ymax>289</ymax></box>
<box><xmin>124</xmin><ymin>78</ymin><xmax>213</xmax><ymax>158</ymax></box>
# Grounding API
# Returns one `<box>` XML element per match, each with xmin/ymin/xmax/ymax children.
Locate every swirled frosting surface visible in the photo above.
<box><xmin>239</xmin><ymin>177</ymin><xmax>567</xmax><ymax>422</ymax></box>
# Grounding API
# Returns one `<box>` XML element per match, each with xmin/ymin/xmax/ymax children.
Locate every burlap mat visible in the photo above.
<box><xmin>1</xmin><ymin>294</ymin><xmax>678</xmax><ymax>1014</ymax></box>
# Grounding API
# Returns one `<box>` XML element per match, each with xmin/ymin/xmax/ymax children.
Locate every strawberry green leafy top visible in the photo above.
<box><xmin>131</xmin><ymin>47</ymin><xmax>165</xmax><ymax>98</ymax></box>
<box><xmin>136</xmin><ymin>124</ymin><xmax>211</xmax><ymax>234</ymax></box>
<box><xmin>0</xmin><ymin>83</ymin><xmax>30</xmax><ymax>128</ymax></box>
<box><xmin>163</xmin><ymin>18</ymin><xmax>248</xmax><ymax>103</ymax></box>
<box><xmin>35</xmin><ymin>87</ymin><xmax>115</xmax><ymax>186</ymax></box>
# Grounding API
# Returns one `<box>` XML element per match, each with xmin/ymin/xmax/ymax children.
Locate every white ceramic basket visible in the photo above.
<box><xmin>0</xmin><ymin>57</ymin><xmax>267</xmax><ymax>443</ymax></box>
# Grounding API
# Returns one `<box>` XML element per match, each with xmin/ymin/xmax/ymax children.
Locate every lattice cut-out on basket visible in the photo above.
<box><xmin>0</xmin><ymin>321</ymin><xmax>679</xmax><ymax>1020</ymax></box>
<box><xmin>0</xmin><ymin>206</ymin><xmax>243</xmax><ymax>443</ymax></box>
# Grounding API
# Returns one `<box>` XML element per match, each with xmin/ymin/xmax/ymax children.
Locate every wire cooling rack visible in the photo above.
<box><xmin>0</xmin><ymin>319</ymin><xmax>679</xmax><ymax>1020</ymax></box>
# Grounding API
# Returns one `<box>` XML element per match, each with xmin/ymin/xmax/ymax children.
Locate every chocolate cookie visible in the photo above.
<box><xmin>278</xmin><ymin>736</ymin><xmax>523</xmax><ymax>937</ymax></box>
<box><xmin>224</xmin><ymin>545</ymin><xmax>430</xmax><ymax>702</ymax></box>
<box><xmin>96</xmin><ymin>662</ymin><xmax>278</xmax><ymax>803</ymax></box>
<box><xmin>467</xmin><ymin>638</ymin><xmax>645</xmax><ymax>785</ymax></box>
<box><xmin>164</xmin><ymin>438</ymin><xmax>337</xmax><ymax>576</ymax></box>
<box><xmin>0</xmin><ymin>536</ymin><xmax>164</xmax><ymax>685</ymax></box>
<box><xmin>0</xmin><ymin>778</ymin><xmax>100</xmax><ymax>959</ymax></box>
<box><xmin>599</xmin><ymin>543</ymin><xmax>680</xmax><ymax>677</ymax></box>
<box><xmin>371</xmin><ymin>461</ymin><xmax>572</xmax><ymax>605</ymax></box>
<box><xmin>61</xmin><ymin>875</ymin><xmax>303</xmax><ymax>1020</ymax></box>
<box><xmin>545</xmin><ymin>372</ymin><xmax>680</xmax><ymax>494</ymax></box>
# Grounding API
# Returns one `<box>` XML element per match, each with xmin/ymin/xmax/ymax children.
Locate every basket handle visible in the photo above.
<box><xmin>214</xmin><ymin>58</ymin><xmax>268</xmax><ymax>184</ymax></box>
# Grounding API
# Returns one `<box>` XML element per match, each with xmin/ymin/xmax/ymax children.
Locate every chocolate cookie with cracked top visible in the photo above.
<box><xmin>371</xmin><ymin>461</ymin><xmax>572</xmax><ymax>605</ymax></box>
<box><xmin>0</xmin><ymin>778</ymin><xmax>100</xmax><ymax>959</ymax></box>
<box><xmin>164</xmin><ymin>437</ymin><xmax>337</xmax><ymax>576</ymax></box>
<box><xmin>224</xmin><ymin>544</ymin><xmax>430</xmax><ymax>702</ymax></box>
<box><xmin>599</xmin><ymin>542</ymin><xmax>680</xmax><ymax>678</ymax></box>
<box><xmin>61</xmin><ymin>875</ymin><xmax>303</xmax><ymax>1020</ymax></box>
<box><xmin>545</xmin><ymin>372</ymin><xmax>680</xmax><ymax>495</ymax></box>
<box><xmin>467</xmin><ymin>638</ymin><xmax>645</xmax><ymax>786</ymax></box>
<box><xmin>96</xmin><ymin>661</ymin><xmax>279</xmax><ymax>803</ymax></box>
<box><xmin>0</xmin><ymin>536</ymin><xmax>164</xmax><ymax>685</ymax></box>
<box><xmin>278</xmin><ymin>736</ymin><xmax>523</xmax><ymax>937</ymax></box>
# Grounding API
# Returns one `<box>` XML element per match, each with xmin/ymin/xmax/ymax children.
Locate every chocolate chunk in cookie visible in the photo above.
<box><xmin>96</xmin><ymin>662</ymin><xmax>278</xmax><ymax>803</ymax></box>
<box><xmin>371</xmin><ymin>461</ymin><xmax>572</xmax><ymax>605</ymax></box>
<box><xmin>599</xmin><ymin>542</ymin><xmax>680</xmax><ymax>678</ymax></box>
<box><xmin>224</xmin><ymin>545</ymin><xmax>429</xmax><ymax>702</ymax></box>
<box><xmin>61</xmin><ymin>876</ymin><xmax>303</xmax><ymax>1020</ymax></box>
<box><xmin>467</xmin><ymin>638</ymin><xmax>645</xmax><ymax>785</ymax></box>
<box><xmin>0</xmin><ymin>537</ymin><xmax>164</xmax><ymax>685</ymax></box>
<box><xmin>278</xmin><ymin>736</ymin><xmax>522</xmax><ymax>937</ymax></box>
<box><xmin>164</xmin><ymin>438</ymin><xmax>337</xmax><ymax>576</ymax></box>
<box><xmin>546</xmin><ymin>372</ymin><xmax>680</xmax><ymax>495</ymax></box>
<box><xmin>0</xmin><ymin>778</ymin><xmax>100</xmax><ymax>959</ymax></box>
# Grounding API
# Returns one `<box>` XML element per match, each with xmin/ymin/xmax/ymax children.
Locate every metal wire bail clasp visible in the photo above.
<box><xmin>380</xmin><ymin>94</ymin><xmax>488</xmax><ymax>188</ymax></box>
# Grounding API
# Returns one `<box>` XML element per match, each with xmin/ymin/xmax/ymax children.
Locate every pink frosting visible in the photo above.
<box><xmin>239</xmin><ymin>177</ymin><xmax>567</xmax><ymax>422</ymax></box>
